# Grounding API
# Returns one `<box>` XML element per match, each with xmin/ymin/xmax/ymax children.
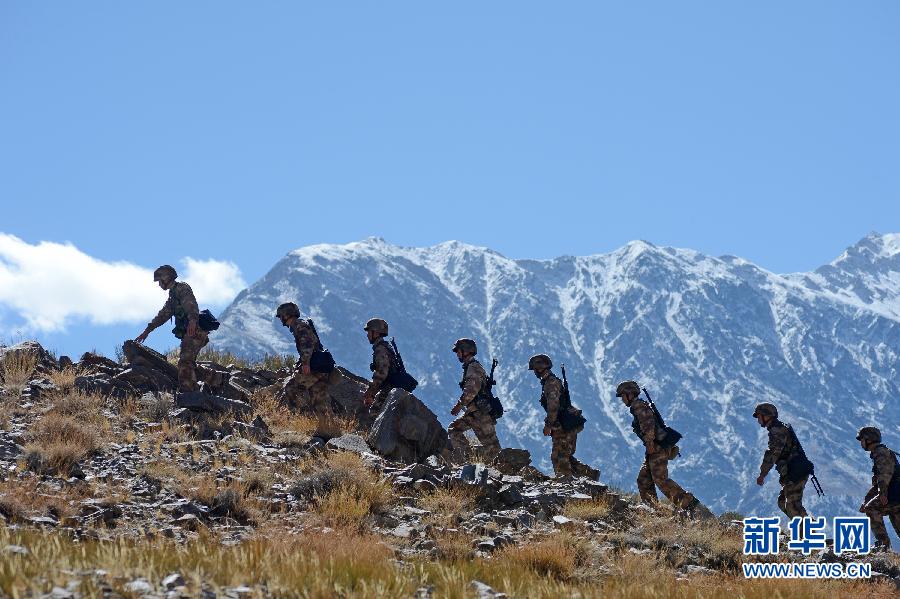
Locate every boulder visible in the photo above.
<box><xmin>74</xmin><ymin>374</ymin><xmax>135</xmax><ymax>399</ymax></box>
<box><xmin>325</xmin><ymin>367</ymin><xmax>369</xmax><ymax>416</ymax></box>
<box><xmin>113</xmin><ymin>366</ymin><xmax>176</xmax><ymax>393</ymax></box>
<box><xmin>0</xmin><ymin>341</ymin><xmax>58</xmax><ymax>378</ymax></box>
<box><xmin>122</xmin><ymin>341</ymin><xmax>178</xmax><ymax>382</ymax></box>
<box><xmin>325</xmin><ymin>434</ymin><xmax>373</xmax><ymax>456</ymax></box>
<box><xmin>175</xmin><ymin>391</ymin><xmax>253</xmax><ymax>417</ymax></box>
<box><xmin>366</xmin><ymin>389</ymin><xmax>447</xmax><ymax>463</ymax></box>
<box><xmin>495</xmin><ymin>448</ymin><xmax>531</xmax><ymax>474</ymax></box>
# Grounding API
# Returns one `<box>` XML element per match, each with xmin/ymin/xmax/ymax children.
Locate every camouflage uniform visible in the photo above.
<box><xmin>631</xmin><ymin>398</ymin><xmax>696</xmax><ymax>508</ymax></box>
<box><xmin>863</xmin><ymin>444</ymin><xmax>900</xmax><ymax>548</ymax></box>
<box><xmin>146</xmin><ymin>281</ymin><xmax>208</xmax><ymax>393</ymax></box>
<box><xmin>276</xmin><ymin>319</ymin><xmax>332</xmax><ymax>418</ymax></box>
<box><xmin>759</xmin><ymin>419</ymin><xmax>809</xmax><ymax>519</ymax></box>
<box><xmin>540</xmin><ymin>371</ymin><xmax>593</xmax><ymax>478</ymax></box>
<box><xmin>366</xmin><ymin>338</ymin><xmax>394</xmax><ymax>408</ymax></box>
<box><xmin>448</xmin><ymin>358</ymin><xmax>501</xmax><ymax>461</ymax></box>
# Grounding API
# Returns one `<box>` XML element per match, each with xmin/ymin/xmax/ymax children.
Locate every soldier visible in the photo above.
<box><xmin>753</xmin><ymin>403</ymin><xmax>809</xmax><ymax>520</ymax></box>
<box><xmin>856</xmin><ymin>427</ymin><xmax>900</xmax><ymax>551</ymax></box>
<box><xmin>135</xmin><ymin>265</ymin><xmax>208</xmax><ymax>393</ymax></box>
<box><xmin>362</xmin><ymin>318</ymin><xmax>393</xmax><ymax>409</ymax></box>
<box><xmin>529</xmin><ymin>354</ymin><xmax>599</xmax><ymax>480</ymax></box>
<box><xmin>617</xmin><ymin>380</ymin><xmax>711</xmax><ymax>516</ymax></box>
<box><xmin>447</xmin><ymin>338</ymin><xmax>501</xmax><ymax>462</ymax></box>
<box><xmin>274</xmin><ymin>302</ymin><xmax>332</xmax><ymax>420</ymax></box>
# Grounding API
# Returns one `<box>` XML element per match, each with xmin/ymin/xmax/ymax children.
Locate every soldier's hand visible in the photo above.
<box><xmin>450</xmin><ymin>404</ymin><xmax>462</xmax><ymax>416</ymax></box>
<box><xmin>301</xmin><ymin>363</ymin><xmax>311</xmax><ymax>375</ymax></box>
<box><xmin>186</xmin><ymin>320</ymin><xmax>198</xmax><ymax>338</ymax></box>
<box><xmin>756</xmin><ymin>475</ymin><xmax>765</xmax><ymax>486</ymax></box>
<box><xmin>543</xmin><ymin>425</ymin><xmax>551</xmax><ymax>437</ymax></box>
<box><xmin>859</xmin><ymin>503</ymin><xmax>867</xmax><ymax>513</ymax></box>
<box><xmin>645</xmin><ymin>442</ymin><xmax>657</xmax><ymax>454</ymax></box>
<box><xmin>135</xmin><ymin>330</ymin><xmax>149</xmax><ymax>344</ymax></box>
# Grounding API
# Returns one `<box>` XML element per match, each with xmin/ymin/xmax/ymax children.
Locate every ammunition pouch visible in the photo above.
<box><xmin>786</xmin><ymin>454</ymin><xmax>814</xmax><ymax>483</ymax></box>
<box><xmin>387</xmin><ymin>370</ymin><xmax>418</xmax><ymax>393</ymax></box>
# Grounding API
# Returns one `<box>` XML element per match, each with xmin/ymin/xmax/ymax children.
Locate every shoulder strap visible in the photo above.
<box><xmin>306</xmin><ymin>319</ymin><xmax>325</xmax><ymax>351</ymax></box>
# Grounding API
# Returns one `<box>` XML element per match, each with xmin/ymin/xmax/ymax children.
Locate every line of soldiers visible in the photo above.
<box><xmin>751</xmin><ymin>403</ymin><xmax>900</xmax><ymax>551</ymax></box>
<box><xmin>135</xmin><ymin>265</ymin><xmax>900</xmax><ymax>545</ymax></box>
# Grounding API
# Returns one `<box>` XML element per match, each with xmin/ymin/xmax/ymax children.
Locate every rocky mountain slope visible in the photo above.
<box><xmin>211</xmin><ymin>234</ymin><xmax>900</xmax><ymax>521</ymax></box>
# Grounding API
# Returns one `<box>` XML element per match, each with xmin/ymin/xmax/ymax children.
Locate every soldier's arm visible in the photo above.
<box><xmin>293</xmin><ymin>323</ymin><xmax>318</xmax><ymax>367</ymax></box>
<box><xmin>543</xmin><ymin>378</ymin><xmax>562</xmax><ymax>427</ymax></box>
<box><xmin>458</xmin><ymin>365</ymin><xmax>483</xmax><ymax>412</ymax></box>
<box><xmin>759</xmin><ymin>427</ymin><xmax>787</xmax><ymax>477</ymax></box>
<box><xmin>176</xmin><ymin>283</ymin><xmax>201</xmax><ymax>325</ymax></box>
<box><xmin>146</xmin><ymin>295</ymin><xmax>175</xmax><ymax>332</ymax></box>
<box><xmin>633</xmin><ymin>401</ymin><xmax>657</xmax><ymax>449</ymax></box>
<box><xmin>366</xmin><ymin>345</ymin><xmax>391</xmax><ymax>395</ymax></box>
<box><xmin>873</xmin><ymin>447</ymin><xmax>895</xmax><ymax>495</ymax></box>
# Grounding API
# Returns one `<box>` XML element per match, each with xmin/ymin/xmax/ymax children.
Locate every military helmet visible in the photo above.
<box><xmin>364</xmin><ymin>318</ymin><xmax>389</xmax><ymax>336</ymax></box>
<box><xmin>153</xmin><ymin>265</ymin><xmax>177</xmax><ymax>282</ymax></box>
<box><xmin>856</xmin><ymin>426</ymin><xmax>881</xmax><ymax>443</ymax></box>
<box><xmin>615</xmin><ymin>380</ymin><xmax>641</xmax><ymax>398</ymax></box>
<box><xmin>275</xmin><ymin>302</ymin><xmax>301</xmax><ymax>320</ymax></box>
<box><xmin>528</xmin><ymin>354</ymin><xmax>552</xmax><ymax>370</ymax></box>
<box><xmin>452</xmin><ymin>338</ymin><xmax>477</xmax><ymax>354</ymax></box>
<box><xmin>752</xmin><ymin>403</ymin><xmax>778</xmax><ymax>418</ymax></box>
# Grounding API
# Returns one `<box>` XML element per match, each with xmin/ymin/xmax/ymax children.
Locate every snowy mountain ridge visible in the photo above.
<box><xmin>212</xmin><ymin>233</ymin><xmax>900</xmax><ymax>522</ymax></box>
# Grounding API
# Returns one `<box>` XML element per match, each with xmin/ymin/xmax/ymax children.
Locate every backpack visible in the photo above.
<box><xmin>198</xmin><ymin>309</ymin><xmax>220</xmax><ymax>332</ymax></box>
<box><xmin>306</xmin><ymin>319</ymin><xmax>335</xmax><ymax>374</ymax></box>
<box><xmin>785</xmin><ymin>425</ymin><xmax>815</xmax><ymax>482</ymax></box>
<box><xmin>380</xmin><ymin>338</ymin><xmax>418</xmax><ymax>393</ymax></box>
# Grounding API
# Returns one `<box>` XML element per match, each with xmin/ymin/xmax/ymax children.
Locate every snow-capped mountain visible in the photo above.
<box><xmin>212</xmin><ymin>234</ymin><xmax>900</xmax><ymax>521</ymax></box>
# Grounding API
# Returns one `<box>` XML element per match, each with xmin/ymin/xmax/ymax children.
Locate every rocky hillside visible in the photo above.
<box><xmin>209</xmin><ymin>234</ymin><xmax>900</xmax><ymax>522</ymax></box>
<box><xmin>1</xmin><ymin>340</ymin><xmax>898</xmax><ymax>597</ymax></box>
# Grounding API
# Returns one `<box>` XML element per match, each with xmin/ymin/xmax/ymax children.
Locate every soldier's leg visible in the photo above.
<box><xmin>550</xmin><ymin>430</ymin><xmax>575</xmax><ymax>477</ymax></box>
<box><xmin>307</xmin><ymin>373</ymin><xmax>339</xmax><ymax>437</ymax></box>
<box><xmin>636</xmin><ymin>458</ymin><xmax>658</xmax><ymax>504</ymax></box>
<box><xmin>177</xmin><ymin>331</ymin><xmax>209</xmax><ymax>393</ymax></box>
<box><xmin>779</xmin><ymin>477</ymin><xmax>808</xmax><ymax>519</ymax></box>
<box><xmin>448</xmin><ymin>414</ymin><xmax>474</xmax><ymax>459</ymax></box>
<box><xmin>864</xmin><ymin>505</ymin><xmax>892</xmax><ymax>548</ymax></box>
<box><xmin>275</xmin><ymin>371</ymin><xmax>308</xmax><ymax>409</ymax></box>
<box><xmin>889</xmin><ymin>506</ymin><xmax>900</xmax><ymax>537</ymax></box>
<box><xmin>471</xmin><ymin>412</ymin><xmax>501</xmax><ymax>461</ymax></box>
<box><xmin>647</xmin><ymin>451</ymin><xmax>692</xmax><ymax>508</ymax></box>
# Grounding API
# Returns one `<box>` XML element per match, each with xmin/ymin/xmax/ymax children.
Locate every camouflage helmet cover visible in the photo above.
<box><xmin>615</xmin><ymin>380</ymin><xmax>641</xmax><ymax>398</ymax></box>
<box><xmin>452</xmin><ymin>338</ymin><xmax>477</xmax><ymax>354</ymax></box>
<box><xmin>275</xmin><ymin>302</ymin><xmax>301</xmax><ymax>319</ymax></box>
<box><xmin>528</xmin><ymin>354</ymin><xmax>552</xmax><ymax>370</ymax></box>
<box><xmin>752</xmin><ymin>403</ymin><xmax>778</xmax><ymax>418</ymax></box>
<box><xmin>153</xmin><ymin>265</ymin><xmax>177</xmax><ymax>282</ymax></box>
<box><xmin>856</xmin><ymin>426</ymin><xmax>881</xmax><ymax>443</ymax></box>
<box><xmin>364</xmin><ymin>318</ymin><xmax>389</xmax><ymax>336</ymax></box>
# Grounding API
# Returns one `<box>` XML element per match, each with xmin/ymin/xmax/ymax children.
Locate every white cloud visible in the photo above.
<box><xmin>0</xmin><ymin>234</ymin><xmax>246</xmax><ymax>332</ymax></box>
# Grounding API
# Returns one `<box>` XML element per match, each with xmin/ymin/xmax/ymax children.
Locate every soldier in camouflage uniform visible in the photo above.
<box><xmin>447</xmin><ymin>338</ymin><xmax>501</xmax><ymax>462</ymax></box>
<box><xmin>135</xmin><ymin>265</ymin><xmax>208</xmax><ymax>393</ymax></box>
<box><xmin>753</xmin><ymin>403</ymin><xmax>809</xmax><ymax>519</ymax></box>
<box><xmin>362</xmin><ymin>318</ymin><xmax>393</xmax><ymax>410</ymax></box>
<box><xmin>274</xmin><ymin>302</ymin><xmax>332</xmax><ymax>420</ymax></box>
<box><xmin>617</xmin><ymin>381</ymin><xmax>711</xmax><ymax>517</ymax></box>
<box><xmin>529</xmin><ymin>354</ymin><xmax>599</xmax><ymax>480</ymax></box>
<box><xmin>856</xmin><ymin>427</ymin><xmax>900</xmax><ymax>551</ymax></box>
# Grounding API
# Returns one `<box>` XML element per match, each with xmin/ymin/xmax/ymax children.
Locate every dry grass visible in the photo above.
<box><xmin>46</xmin><ymin>366</ymin><xmax>78</xmax><ymax>394</ymax></box>
<box><xmin>495</xmin><ymin>534</ymin><xmax>590</xmax><ymax>581</ymax></box>
<box><xmin>1</xmin><ymin>350</ymin><xmax>37</xmax><ymax>391</ymax></box>
<box><xmin>296</xmin><ymin>452</ymin><xmax>393</xmax><ymax>530</ymax></box>
<box><xmin>562</xmin><ymin>495</ymin><xmax>614</xmax><ymax>522</ymax></box>
<box><xmin>419</xmin><ymin>487</ymin><xmax>478</xmax><ymax>527</ymax></box>
<box><xmin>198</xmin><ymin>347</ymin><xmax>294</xmax><ymax>371</ymax></box>
<box><xmin>24</xmin><ymin>412</ymin><xmax>101</xmax><ymax>477</ymax></box>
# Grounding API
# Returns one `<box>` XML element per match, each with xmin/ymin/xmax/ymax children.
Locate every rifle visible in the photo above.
<box><xmin>640</xmin><ymin>386</ymin><xmax>682</xmax><ymax>449</ymax></box>
<box><xmin>485</xmin><ymin>358</ymin><xmax>498</xmax><ymax>397</ymax></box>
<box><xmin>390</xmin><ymin>337</ymin><xmax>406</xmax><ymax>372</ymax></box>
<box><xmin>561</xmin><ymin>364</ymin><xmax>570</xmax><ymax>399</ymax></box>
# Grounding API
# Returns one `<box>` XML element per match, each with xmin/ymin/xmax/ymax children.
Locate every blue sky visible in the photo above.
<box><xmin>1</xmin><ymin>2</ymin><xmax>899</xmax><ymax>357</ymax></box>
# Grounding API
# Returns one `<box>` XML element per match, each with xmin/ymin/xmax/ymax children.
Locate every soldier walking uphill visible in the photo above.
<box><xmin>362</xmin><ymin>318</ymin><xmax>393</xmax><ymax>410</ymax></box>
<box><xmin>616</xmin><ymin>381</ymin><xmax>712</xmax><ymax>517</ymax></box>
<box><xmin>447</xmin><ymin>338</ymin><xmax>501</xmax><ymax>462</ymax></box>
<box><xmin>135</xmin><ymin>265</ymin><xmax>208</xmax><ymax>393</ymax></box>
<box><xmin>528</xmin><ymin>354</ymin><xmax>599</xmax><ymax>480</ymax></box>
<box><xmin>856</xmin><ymin>427</ymin><xmax>900</xmax><ymax>551</ymax></box>
<box><xmin>753</xmin><ymin>403</ymin><xmax>811</xmax><ymax>520</ymax></box>
<box><xmin>274</xmin><ymin>302</ymin><xmax>332</xmax><ymax>422</ymax></box>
